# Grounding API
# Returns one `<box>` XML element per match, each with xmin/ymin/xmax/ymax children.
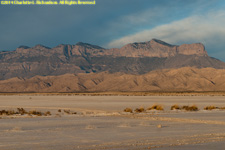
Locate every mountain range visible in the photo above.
<box><xmin>1</xmin><ymin>39</ymin><xmax>225</xmax><ymax>80</ymax></box>
<box><xmin>1</xmin><ymin>39</ymin><xmax>225</xmax><ymax>92</ymax></box>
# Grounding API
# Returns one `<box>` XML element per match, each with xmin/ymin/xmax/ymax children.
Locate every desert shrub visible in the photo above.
<box><xmin>69</xmin><ymin>111</ymin><xmax>77</xmax><ymax>114</ymax></box>
<box><xmin>0</xmin><ymin>110</ymin><xmax>6</xmax><ymax>115</ymax></box>
<box><xmin>17</xmin><ymin>108</ymin><xmax>27</xmax><ymax>115</ymax></box>
<box><xmin>189</xmin><ymin>105</ymin><xmax>199</xmax><ymax>111</ymax></box>
<box><xmin>1</xmin><ymin>110</ymin><xmax>11</xmax><ymax>115</ymax></box>
<box><xmin>0</xmin><ymin>110</ymin><xmax>17</xmax><ymax>116</ymax></box>
<box><xmin>58</xmin><ymin>109</ymin><xmax>61</xmax><ymax>112</ymax></box>
<box><xmin>7</xmin><ymin>110</ymin><xmax>15</xmax><ymax>115</ymax></box>
<box><xmin>44</xmin><ymin>111</ymin><xmax>51</xmax><ymax>116</ymax></box>
<box><xmin>63</xmin><ymin>109</ymin><xmax>77</xmax><ymax>115</ymax></box>
<box><xmin>171</xmin><ymin>104</ymin><xmax>181</xmax><ymax>110</ymax></box>
<box><xmin>124</xmin><ymin>108</ymin><xmax>133</xmax><ymax>113</ymax></box>
<box><xmin>204</xmin><ymin>106</ymin><xmax>218</xmax><ymax>110</ymax></box>
<box><xmin>1</xmin><ymin>109</ymin><xmax>18</xmax><ymax>115</ymax></box>
<box><xmin>28</xmin><ymin>110</ymin><xmax>43</xmax><ymax>116</ymax></box>
<box><xmin>134</xmin><ymin>107</ymin><xmax>145</xmax><ymax>113</ymax></box>
<box><xmin>28</xmin><ymin>110</ymin><xmax>35</xmax><ymax>115</ymax></box>
<box><xmin>0</xmin><ymin>108</ymin><xmax>53</xmax><ymax>117</ymax></box>
<box><xmin>147</xmin><ymin>105</ymin><xmax>164</xmax><ymax>111</ymax></box>
<box><xmin>220</xmin><ymin>107</ymin><xmax>225</xmax><ymax>110</ymax></box>
<box><xmin>64</xmin><ymin>109</ymin><xmax>71</xmax><ymax>114</ymax></box>
<box><xmin>182</xmin><ymin>105</ymin><xmax>199</xmax><ymax>111</ymax></box>
<box><xmin>182</xmin><ymin>106</ymin><xmax>189</xmax><ymax>110</ymax></box>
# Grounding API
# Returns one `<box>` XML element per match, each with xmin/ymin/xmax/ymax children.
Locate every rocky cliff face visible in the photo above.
<box><xmin>116</xmin><ymin>39</ymin><xmax>207</xmax><ymax>57</ymax></box>
<box><xmin>14</xmin><ymin>39</ymin><xmax>208</xmax><ymax>58</ymax></box>
<box><xmin>0</xmin><ymin>39</ymin><xmax>224</xmax><ymax>80</ymax></box>
<box><xmin>177</xmin><ymin>43</ymin><xmax>207</xmax><ymax>56</ymax></box>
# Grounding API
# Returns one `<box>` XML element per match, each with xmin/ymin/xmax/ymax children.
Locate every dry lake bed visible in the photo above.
<box><xmin>0</xmin><ymin>95</ymin><xmax>225</xmax><ymax>150</ymax></box>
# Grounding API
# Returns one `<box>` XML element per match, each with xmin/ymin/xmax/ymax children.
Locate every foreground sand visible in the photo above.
<box><xmin>0</xmin><ymin>95</ymin><xmax>225</xmax><ymax>149</ymax></box>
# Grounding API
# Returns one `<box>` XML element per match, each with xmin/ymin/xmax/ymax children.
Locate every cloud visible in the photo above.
<box><xmin>106</xmin><ymin>10</ymin><xmax>225</xmax><ymax>59</ymax></box>
<box><xmin>118</xmin><ymin>7</ymin><xmax>167</xmax><ymax>25</ymax></box>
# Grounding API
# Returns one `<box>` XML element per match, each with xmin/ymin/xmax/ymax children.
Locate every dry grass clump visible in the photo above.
<box><xmin>147</xmin><ymin>105</ymin><xmax>164</xmax><ymax>111</ymax></box>
<box><xmin>28</xmin><ymin>110</ymin><xmax>43</xmax><ymax>116</ymax></box>
<box><xmin>0</xmin><ymin>110</ymin><xmax>15</xmax><ymax>115</ymax></box>
<box><xmin>182</xmin><ymin>106</ymin><xmax>189</xmax><ymax>110</ymax></box>
<box><xmin>157</xmin><ymin>124</ymin><xmax>162</xmax><ymax>128</ymax></box>
<box><xmin>0</xmin><ymin>108</ymin><xmax>51</xmax><ymax>117</ymax></box>
<box><xmin>28</xmin><ymin>110</ymin><xmax>52</xmax><ymax>116</ymax></box>
<box><xmin>182</xmin><ymin>105</ymin><xmax>199</xmax><ymax>111</ymax></box>
<box><xmin>134</xmin><ymin>107</ymin><xmax>145</xmax><ymax>113</ymax></box>
<box><xmin>171</xmin><ymin>104</ymin><xmax>181</xmax><ymax>110</ymax></box>
<box><xmin>204</xmin><ymin>106</ymin><xmax>219</xmax><ymax>110</ymax></box>
<box><xmin>44</xmin><ymin>111</ymin><xmax>51</xmax><ymax>116</ymax></box>
<box><xmin>124</xmin><ymin>108</ymin><xmax>133</xmax><ymax>113</ymax></box>
<box><xmin>17</xmin><ymin>108</ymin><xmax>27</xmax><ymax>115</ymax></box>
<box><xmin>204</xmin><ymin>106</ymin><xmax>225</xmax><ymax>110</ymax></box>
<box><xmin>63</xmin><ymin>109</ymin><xmax>77</xmax><ymax>115</ymax></box>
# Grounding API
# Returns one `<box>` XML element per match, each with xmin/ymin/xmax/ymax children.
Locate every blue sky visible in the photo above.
<box><xmin>1</xmin><ymin>0</ymin><xmax>225</xmax><ymax>60</ymax></box>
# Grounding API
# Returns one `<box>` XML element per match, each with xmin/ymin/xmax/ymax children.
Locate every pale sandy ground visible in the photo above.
<box><xmin>0</xmin><ymin>95</ymin><xmax>225</xmax><ymax>149</ymax></box>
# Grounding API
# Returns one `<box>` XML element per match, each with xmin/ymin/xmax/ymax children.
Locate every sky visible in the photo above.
<box><xmin>1</xmin><ymin>0</ymin><xmax>225</xmax><ymax>60</ymax></box>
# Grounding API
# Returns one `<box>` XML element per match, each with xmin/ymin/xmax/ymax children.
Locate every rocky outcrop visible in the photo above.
<box><xmin>178</xmin><ymin>43</ymin><xmax>207</xmax><ymax>56</ymax></box>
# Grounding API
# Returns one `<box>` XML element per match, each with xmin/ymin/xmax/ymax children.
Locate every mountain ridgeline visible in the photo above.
<box><xmin>1</xmin><ymin>67</ymin><xmax>225</xmax><ymax>92</ymax></box>
<box><xmin>0</xmin><ymin>39</ymin><xmax>225</xmax><ymax>80</ymax></box>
